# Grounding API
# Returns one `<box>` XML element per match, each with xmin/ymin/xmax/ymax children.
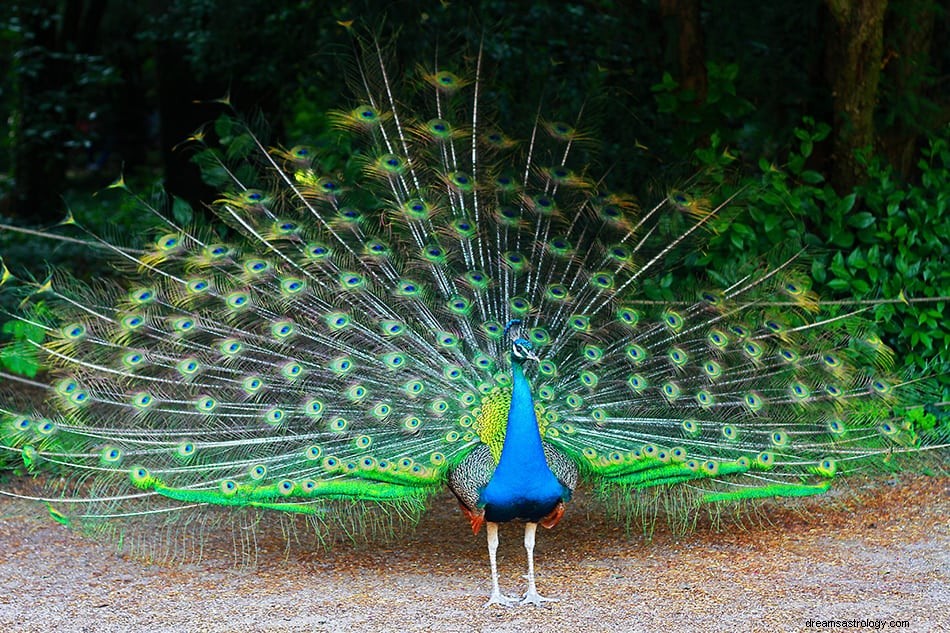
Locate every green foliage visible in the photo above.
<box><xmin>1</xmin><ymin>3</ymin><xmax>121</xmax><ymax>188</ymax></box>
<box><xmin>851</xmin><ymin>134</ymin><xmax>949</xmax><ymax>380</ymax></box>
<box><xmin>686</xmin><ymin>116</ymin><xmax>949</xmax><ymax>398</ymax></box>
<box><xmin>0</xmin><ymin>315</ymin><xmax>44</xmax><ymax>378</ymax></box>
<box><xmin>652</xmin><ymin>62</ymin><xmax>756</xmax><ymax>158</ymax></box>
<box><xmin>656</xmin><ymin>52</ymin><xmax>946</xmax><ymax>397</ymax></box>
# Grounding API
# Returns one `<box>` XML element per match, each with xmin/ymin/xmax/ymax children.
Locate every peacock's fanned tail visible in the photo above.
<box><xmin>0</xmin><ymin>39</ymin><xmax>944</xmax><ymax>554</ymax></box>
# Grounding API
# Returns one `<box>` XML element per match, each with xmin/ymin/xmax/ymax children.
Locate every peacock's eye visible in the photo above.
<box><xmin>512</xmin><ymin>340</ymin><xmax>535</xmax><ymax>360</ymax></box>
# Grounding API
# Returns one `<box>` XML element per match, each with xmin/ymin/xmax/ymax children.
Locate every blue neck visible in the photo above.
<box><xmin>478</xmin><ymin>359</ymin><xmax>565</xmax><ymax>521</ymax></box>
<box><xmin>494</xmin><ymin>361</ymin><xmax>547</xmax><ymax>472</ymax></box>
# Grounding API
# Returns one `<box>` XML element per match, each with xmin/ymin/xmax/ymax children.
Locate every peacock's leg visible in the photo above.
<box><xmin>521</xmin><ymin>521</ymin><xmax>557</xmax><ymax>606</ymax></box>
<box><xmin>485</xmin><ymin>522</ymin><xmax>517</xmax><ymax>607</ymax></box>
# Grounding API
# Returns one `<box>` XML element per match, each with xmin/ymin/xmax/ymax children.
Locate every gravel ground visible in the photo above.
<box><xmin>0</xmin><ymin>474</ymin><xmax>947</xmax><ymax>633</ymax></box>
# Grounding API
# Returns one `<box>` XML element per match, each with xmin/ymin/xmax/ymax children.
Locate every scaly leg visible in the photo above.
<box><xmin>521</xmin><ymin>522</ymin><xmax>557</xmax><ymax>606</ymax></box>
<box><xmin>485</xmin><ymin>522</ymin><xmax>517</xmax><ymax>607</ymax></box>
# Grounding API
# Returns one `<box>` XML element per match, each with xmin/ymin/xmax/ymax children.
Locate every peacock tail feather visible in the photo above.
<box><xmin>0</xmin><ymin>36</ymin><xmax>946</xmax><ymax>562</ymax></box>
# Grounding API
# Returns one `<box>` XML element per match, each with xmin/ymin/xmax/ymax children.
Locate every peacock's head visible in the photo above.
<box><xmin>504</xmin><ymin>319</ymin><xmax>539</xmax><ymax>364</ymax></box>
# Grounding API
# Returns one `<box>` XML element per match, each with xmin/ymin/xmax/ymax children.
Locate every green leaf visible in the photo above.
<box><xmin>848</xmin><ymin>212</ymin><xmax>875</xmax><ymax>228</ymax></box>
<box><xmin>828</xmin><ymin>279</ymin><xmax>850</xmax><ymax>291</ymax></box>
<box><xmin>0</xmin><ymin>342</ymin><xmax>41</xmax><ymax>378</ymax></box>
<box><xmin>846</xmin><ymin>249</ymin><xmax>867</xmax><ymax>270</ymax></box>
<box><xmin>850</xmin><ymin>278</ymin><xmax>870</xmax><ymax>294</ymax></box>
<box><xmin>838</xmin><ymin>193</ymin><xmax>857</xmax><ymax>214</ymax></box>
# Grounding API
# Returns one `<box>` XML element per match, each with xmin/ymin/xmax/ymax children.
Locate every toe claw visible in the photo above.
<box><xmin>485</xmin><ymin>591</ymin><xmax>518</xmax><ymax>607</ymax></box>
<box><xmin>521</xmin><ymin>590</ymin><xmax>558</xmax><ymax>606</ymax></box>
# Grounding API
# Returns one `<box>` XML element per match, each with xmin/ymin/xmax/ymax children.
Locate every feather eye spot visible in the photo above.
<box><xmin>662</xmin><ymin>382</ymin><xmax>680</xmax><ymax>400</ymax></box>
<box><xmin>625</xmin><ymin>344</ymin><xmax>647</xmax><ymax>363</ymax></box>
<box><xmin>178</xmin><ymin>358</ymin><xmax>200</xmax><ymax>375</ymax></box>
<box><xmin>243</xmin><ymin>376</ymin><xmax>264</xmax><ymax>393</ymax></box>
<box><xmin>871</xmin><ymin>379</ymin><xmax>891</xmax><ymax>395</ymax></box>
<box><xmin>743</xmin><ymin>392</ymin><xmax>764</xmax><ymax>412</ymax></box>
<box><xmin>509</xmin><ymin>297</ymin><xmax>530</xmax><ymax>314</ymax></box>
<box><xmin>304</xmin><ymin>399</ymin><xmax>324</xmax><ymax>419</ymax></box>
<box><xmin>708</xmin><ymin>330</ymin><xmax>728</xmax><ymax>348</ymax></box>
<box><xmin>770</xmin><ymin>430</ymin><xmax>790</xmax><ymax>447</ymax></box>
<box><xmin>403</xmin><ymin>380</ymin><xmax>425</xmax><ymax>396</ymax></box>
<box><xmin>432</xmin><ymin>70</ymin><xmax>461</xmax><ymax>89</ymax></box>
<box><xmin>538</xmin><ymin>360</ymin><xmax>557</xmax><ymax>376</ymax></box>
<box><xmin>305</xmin><ymin>445</ymin><xmax>323</xmax><ymax>460</ymax></box>
<box><xmin>580</xmin><ymin>371</ymin><xmax>599</xmax><ymax>389</ymax></box>
<box><xmin>12</xmin><ymin>416</ymin><xmax>33</xmax><ymax>432</ymax></box>
<box><xmin>307</xmin><ymin>243</ymin><xmax>331</xmax><ymax>259</ymax></box>
<box><xmin>130</xmin><ymin>287</ymin><xmax>156</xmax><ymax>304</ymax></box>
<box><xmin>129</xmin><ymin>392</ymin><xmax>154</xmax><ymax>409</ymax></box>
<box><xmin>569</xmin><ymin>315</ymin><xmax>591</xmax><ymax>332</ymax></box>
<box><xmin>663</xmin><ymin>311</ymin><xmax>684</xmax><ymax>331</ymax></box>
<box><xmin>682</xmin><ymin>419</ymin><xmax>701</xmax><ymax>437</ymax></box>
<box><xmin>226</xmin><ymin>291</ymin><xmax>251</xmax><ymax>310</ymax></box>
<box><xmin>195</xmin><ymin>396</ymin><xmax>217</xmax><ymax>412</ymax></box>
<box><xmin>827</xmin><ymin>419</ymin><xmax>846</xmax><ymax>435</ymax></box>
<box><xmin>264</xmin><ymin>408</ymin><xmax>285</xmax><ymax>425</ymax></box>
<box><xmin>628</xmin><ymin>374</ymin><xmax>648</xmax><ymax>392</ymax></box>
<box><xmin>789</xmin><ymin>382</ymin><xmax>810</xmax><ymax>400</ymax></box>
<box><xmin>817</xmin><ymin>459</ymin><xmax>837</xmax><ymax>477</ymax></box>
<box><xmin>696</xmin><ymin>390</ymin><xmax>715</xmax><ymax>407</ymax></box>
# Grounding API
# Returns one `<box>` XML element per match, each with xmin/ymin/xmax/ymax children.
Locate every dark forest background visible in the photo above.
<box><xmin>0</xmin><ymin>0</ymin><xmax>947</xmax><ymax>395</ymax></box>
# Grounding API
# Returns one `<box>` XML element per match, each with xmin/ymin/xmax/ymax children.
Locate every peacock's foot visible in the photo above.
<box><xmin>485</xmin><ymin>590</ymin><xmax>518</xmax><ymax>607</ymax></box>
<box><xmin>520</xmin><ymin>589</ymin><xmax>558</xmax><ymax>607</ymax></box>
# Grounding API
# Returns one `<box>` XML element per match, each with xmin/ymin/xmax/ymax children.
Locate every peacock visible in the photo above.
<box><xmin>0</xmin><ymin>37</ymin><xmax>946</xmax><ymax>608</ymax></box>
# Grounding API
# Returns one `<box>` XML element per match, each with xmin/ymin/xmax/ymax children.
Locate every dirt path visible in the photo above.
<box><xmin>0</xmin><ymin>475</ymin><xmax>947</xmax><ymax>632</ymax></box>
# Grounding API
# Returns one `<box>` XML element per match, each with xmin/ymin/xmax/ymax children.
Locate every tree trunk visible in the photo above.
<box><xmin>879</xmin><ymin>0</ymin><xmax>937</xmax><ymax>179</ymax></box>
<box><xmin>660</xmin><ymin>0</ymin><xmax>708</xmax><ymax>102</ymax></box>
<box><xmin>824</xmin><ymin>0</ymin><xmax>889</xmax><ymax>193</ymax></box>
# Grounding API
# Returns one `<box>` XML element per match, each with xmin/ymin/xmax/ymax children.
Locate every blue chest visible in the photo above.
<box><xmin>477</xmin><ymin>363</ymin><xmax>567</xmax><ymax>522</ymax></box>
